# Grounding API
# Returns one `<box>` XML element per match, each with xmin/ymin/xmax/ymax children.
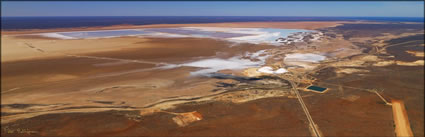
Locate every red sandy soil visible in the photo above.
<box><xmin>1</xmin><ymin>21</ymin><xmax>423</xmax><ymax>137</ymax></box>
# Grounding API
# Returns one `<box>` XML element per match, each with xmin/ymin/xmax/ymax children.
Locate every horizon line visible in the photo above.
<box><xmin>2</xmin><ymin>15</ymin><xmax>424</xmax><ymax>18</ymax></box>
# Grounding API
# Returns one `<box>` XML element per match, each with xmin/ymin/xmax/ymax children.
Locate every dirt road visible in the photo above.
<box><xmin>392</xmin><ymin>100</ymin><xmax>414</xmax><ymax>137</ymax></box>
<box><xmin>289</xmin><ymin>80</ymin><xmax>323</xmax><ymax>137</ymax></box>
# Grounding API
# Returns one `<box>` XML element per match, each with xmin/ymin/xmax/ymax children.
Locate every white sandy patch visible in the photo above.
<box><xmin>284</xmin><ymin>53</ymin><xmax>326</xmax><ymax>63</ymax></box>
<box><xmin>182</xmin><ymin>57</ymin><xmax>261</xmax><ymax>75</ymax></box>
<box><xmin>285</xmin><ymin>62</ymin><xmax>318</xmax><ymax>70</ymax></box>
<box><xmin>283</xmin><ymin>53</ymin><xmax>326</xmax><ymax>70</ymax></box>
<box><xmin>39</xmin><ymin>33</ymin><xmax>76</xmax><ymax>39</ymax></box>
<box><xmin>140</xmin><ymin>32</ymin><xmax>190</xmax><ymax>38</ymax></box>
<box><xmin>176</xmin><ymin>50</ymin><xmax>271</xmax><ymax>75</ymax></box>
<box><xmin>228</xmin><ymin>32</ymin><xmax>281</xmax><ymax>44</ymax></box>
<box><xmin>245</xmin><ymin>49</ymin><xmax>270</xmax><ymax>61</ymax></box>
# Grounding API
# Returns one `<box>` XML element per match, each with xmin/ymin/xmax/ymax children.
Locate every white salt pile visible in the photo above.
<box><xmin>257</xmin><ymin>66</ymin><xmax>288</xmax><ymax>74</ymax></box>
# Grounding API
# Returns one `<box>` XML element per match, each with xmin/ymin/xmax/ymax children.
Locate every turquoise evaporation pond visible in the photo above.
<box><xmin>306</xmin><ymin>85</ymin><xmax>327</xmax><ymax>92</ymax></box>
<box><xmin>56</xmin><ymin>28</ymin><xmax>312</xmax><ymax>40</ymax></box>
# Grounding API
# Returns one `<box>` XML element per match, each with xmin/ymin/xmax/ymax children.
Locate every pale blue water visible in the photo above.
<box><xmin>48</xmin><ymin>27</ymin><xmax>313</xmax><ymax>45</ymax></box>
<box><xmin>53</xmin><ymin>28</ymin><xmax>310</xmax><ymax>41</ymax></box>
<box><xmin>58</xmin><ymin>29</ymin><xmax>151</xmax><ymax>39</ymax></box>
<box><xmin>144</xmin><ymin>28</ymin><xmax>252</xmax><ymax>38</ymax></box>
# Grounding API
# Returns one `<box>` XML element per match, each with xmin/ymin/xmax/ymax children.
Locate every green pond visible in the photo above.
<box><xmin>306</xmin><ymin>85</ymin><xmax>327</xmax><ymax>92</ymax></box>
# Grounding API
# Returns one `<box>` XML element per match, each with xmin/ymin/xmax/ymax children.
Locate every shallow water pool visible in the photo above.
<box><xmin>39</xmin><ymin>27</ymin><xmax>313</xmax><ymax>44</ymax></box>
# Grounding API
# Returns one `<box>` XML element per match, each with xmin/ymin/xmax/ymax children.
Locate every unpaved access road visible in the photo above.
<box><xmin>392</xmin><ymin>100</ymin><xmax>414</xmax><ymax>137</ymax></box>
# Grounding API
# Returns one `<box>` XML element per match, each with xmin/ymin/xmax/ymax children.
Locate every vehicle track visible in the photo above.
<box><xmin>289</xmin><ymin>80</ymin><xmax>323</xmax><ymax>137</ymax></box>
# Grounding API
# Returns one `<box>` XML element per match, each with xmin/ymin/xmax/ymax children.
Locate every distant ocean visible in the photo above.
<box><xmin>1</xmin><ymin>16</ymin><xmax>424</xmax><ymax>30</ymax></box>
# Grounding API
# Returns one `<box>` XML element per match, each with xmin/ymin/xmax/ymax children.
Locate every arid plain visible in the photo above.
<box><xmin>1</xmin><ymin>21</ymin><xmax>424</xmax><ymax>136</ymax></box>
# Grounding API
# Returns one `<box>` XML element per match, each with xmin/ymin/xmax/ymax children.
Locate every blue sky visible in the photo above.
<box><xmin>2</xmin><ymin>1</ymin><xmax>424</xmax><ymax>17</ymax></box>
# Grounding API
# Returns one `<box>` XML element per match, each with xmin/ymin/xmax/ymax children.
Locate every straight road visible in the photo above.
<box><xmin>392</xmin><ymin>100</ymin><xmax>414</xmax><ymax>137</ymax></box>
<box><xmin>289</xmin><ymin>80</ymin><xmax>323</xmax><ymax>137</ymax></box>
